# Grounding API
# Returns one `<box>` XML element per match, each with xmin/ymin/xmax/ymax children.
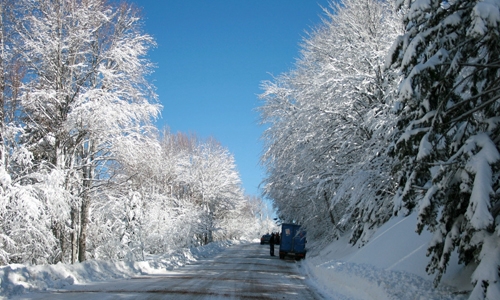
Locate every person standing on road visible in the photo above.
<box><xmin>269</xmin><ymin>233</ymin><xmax>275</xmax><ymax>256</ymax></box>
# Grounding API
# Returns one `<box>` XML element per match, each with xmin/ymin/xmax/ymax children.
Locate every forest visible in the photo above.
<box><xmin>258</xmin><ymin>0</ymin><xmax>499</xmax><ymax>299</ymax></box>
<box><xmin>0</xmin><ymin>0</ymin><xmax>272</xmax><ymax>267</ymax></box>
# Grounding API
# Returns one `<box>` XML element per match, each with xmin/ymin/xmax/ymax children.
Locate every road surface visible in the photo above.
<box><xmin>12</xmin><ymin>242</ymin><xmax>324</xmax><ymax>299</ymax></box>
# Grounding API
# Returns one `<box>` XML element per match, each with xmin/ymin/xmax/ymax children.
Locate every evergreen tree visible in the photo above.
<box><xmin>387</xmin><ymin>0</ymin><xmax>500</xmax><ymax>298</ymax></box>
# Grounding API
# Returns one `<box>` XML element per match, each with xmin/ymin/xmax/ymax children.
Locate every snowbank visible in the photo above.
<box><xmin>0</xmin><ymin>240</ymin><xmax>238</xmax><ymax>298</ymax></box>
<box><xmin>302</xmin><ymin>214</ymin><xmax>473</xmax><ymax>299</ymax></box>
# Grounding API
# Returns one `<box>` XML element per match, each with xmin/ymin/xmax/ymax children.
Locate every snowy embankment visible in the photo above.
<box><xmin>302</xmin><ymin>214</ymin><xmax>473</xmax><ymax>300</ymax></box>
<box><xmin>0</xmin><ymin>240</ymin><xmax>237</xmax><ymax>298</ymax></box>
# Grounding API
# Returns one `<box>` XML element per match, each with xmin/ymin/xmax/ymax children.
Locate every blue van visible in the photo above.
<box><xmin>279</xmin><ymin>223</ymin><xmax>306</xmax><ymax>260</ymax></box>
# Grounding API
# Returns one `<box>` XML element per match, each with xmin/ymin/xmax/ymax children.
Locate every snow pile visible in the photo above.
<box><xmin>302</xmin><ymin>214</ymin><xmax>473</xmax><ymax>300</ymax></box>
<box><xmin>0</xmin><ymin>240</ymin><xmax>237</xmax><ymax>298</ymax></box>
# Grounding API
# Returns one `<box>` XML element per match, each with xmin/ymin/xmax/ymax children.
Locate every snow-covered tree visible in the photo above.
<box><xmin>87</xmin><ymin>130</ymin><xmax>253</xmax><ymax>259</ymax></box>
<box><xmin>259</xmin><ymin>0</ymin><xmax>402</xmax><ymax>243</ymax></box>
<box><xmin>193</xmin><ymin>139</ymin><xmax>244</xmax><ymax>244</ymax></box>
<box><xmin>16</xmin><ymin>0</ymin><xmax>159</xmax><ymax>263</ymax></box>
<box><xmin>236</xmin><ymin>195</ymin><xmax>273</xmax><ymax>239</ymax></box>
<box><xmin>0</xmin><ymin>0</ymin><xmax>18</xmax><ymax>264</ymax></box>
<box><xmin>0</xmin><ymin>0</ymin><xmax>65</xmax><ymax>265</ymax></box>
<box><xmin>386</xmin><ymin>0</ymin><xmax>500</xmax><ymax>298</ymax></box>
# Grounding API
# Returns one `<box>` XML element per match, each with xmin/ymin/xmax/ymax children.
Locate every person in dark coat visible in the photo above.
<box><xmin>269</xmin><ymin>233</ymin><xmax>275</xmax><ymax>256</ymax></box>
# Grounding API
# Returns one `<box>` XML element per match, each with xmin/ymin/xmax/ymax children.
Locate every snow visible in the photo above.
<box><xmin>470</xmin><ymin>233</ymin><xmax>500</xmax><ymax>299</ymax></box>
<box><xmin>417</xmin><ymin>132</ymin><xmax>432</xmax><ymax>160</ymax></box>
<box><xmin>470</xmin><ymin>0</ymin><xmax>500</xmax><ymax>36</ymax></box>
<box><xmin>1</xmin><ymin>214</ymin><xmax>475</xmax><ymax>299</ymax></box>
<box><xmin>0</xmin><ymin>241</ymin><xmax>238</xmax><ymax>298</ymax></box>
<box><xmin>303</xmin><ymin>214</ymin><xmax>472</xmax><ymax>300</ymax></box>
<box><xmin>464</xmin><ymin>133</ymin><xmax>500</xmax><ymax>230</ymax></box>
<box><xmin>443</xmin><ymin>13</ymin><xmax>462</xmax><ymax>27</ymax></box>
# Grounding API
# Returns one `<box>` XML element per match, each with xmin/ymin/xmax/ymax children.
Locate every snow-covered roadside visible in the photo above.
<box><xmin>0</xmin><ymin>215</ymin><xmax>479</xmax><ymax>300</ymax></box>
<box><xmin>301</xmin><ymin>214</ymin><xmax>473</xmax><ymax>300</ymax></box>
<box><xmin>0</xmin><ymin>240</ymin><xmax>239</xmax><ymax>299</ymax></box>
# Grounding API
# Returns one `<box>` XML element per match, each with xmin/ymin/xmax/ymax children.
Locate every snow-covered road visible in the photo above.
<box><xmin>10</xmin><ymin>243</ymin><xmax>323</xmax><ymax>299</ymax></box>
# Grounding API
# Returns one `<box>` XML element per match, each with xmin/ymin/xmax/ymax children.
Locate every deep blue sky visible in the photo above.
<box><xmin>132</xmin><ymin>1</ymin><xmax>330</xmax><ymax>198</ymax></box>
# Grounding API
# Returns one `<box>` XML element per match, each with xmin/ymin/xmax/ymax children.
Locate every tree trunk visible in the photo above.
<box><xmin>50</xmin><ymin>220</ymin><xmax>66</xmax><ymax>263</ymax></box>
<box><xmin>78</xmin><ymin>142</ymin><xmax>94</xmax><ymax>262</ymax></box>
<box><xmin>78</xmin><ymin>196</ymin><xmax>89</xmax><ymax>262</ymax></box>
<box><xmin>70</xmin><ymin>207</ymin><xmax>78</xmax><ymax>264</ymax></box>
<box><xmin>324</xmin><ymin>191</ymin><xmax>336</xmax><ymax>226</ymax></box>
